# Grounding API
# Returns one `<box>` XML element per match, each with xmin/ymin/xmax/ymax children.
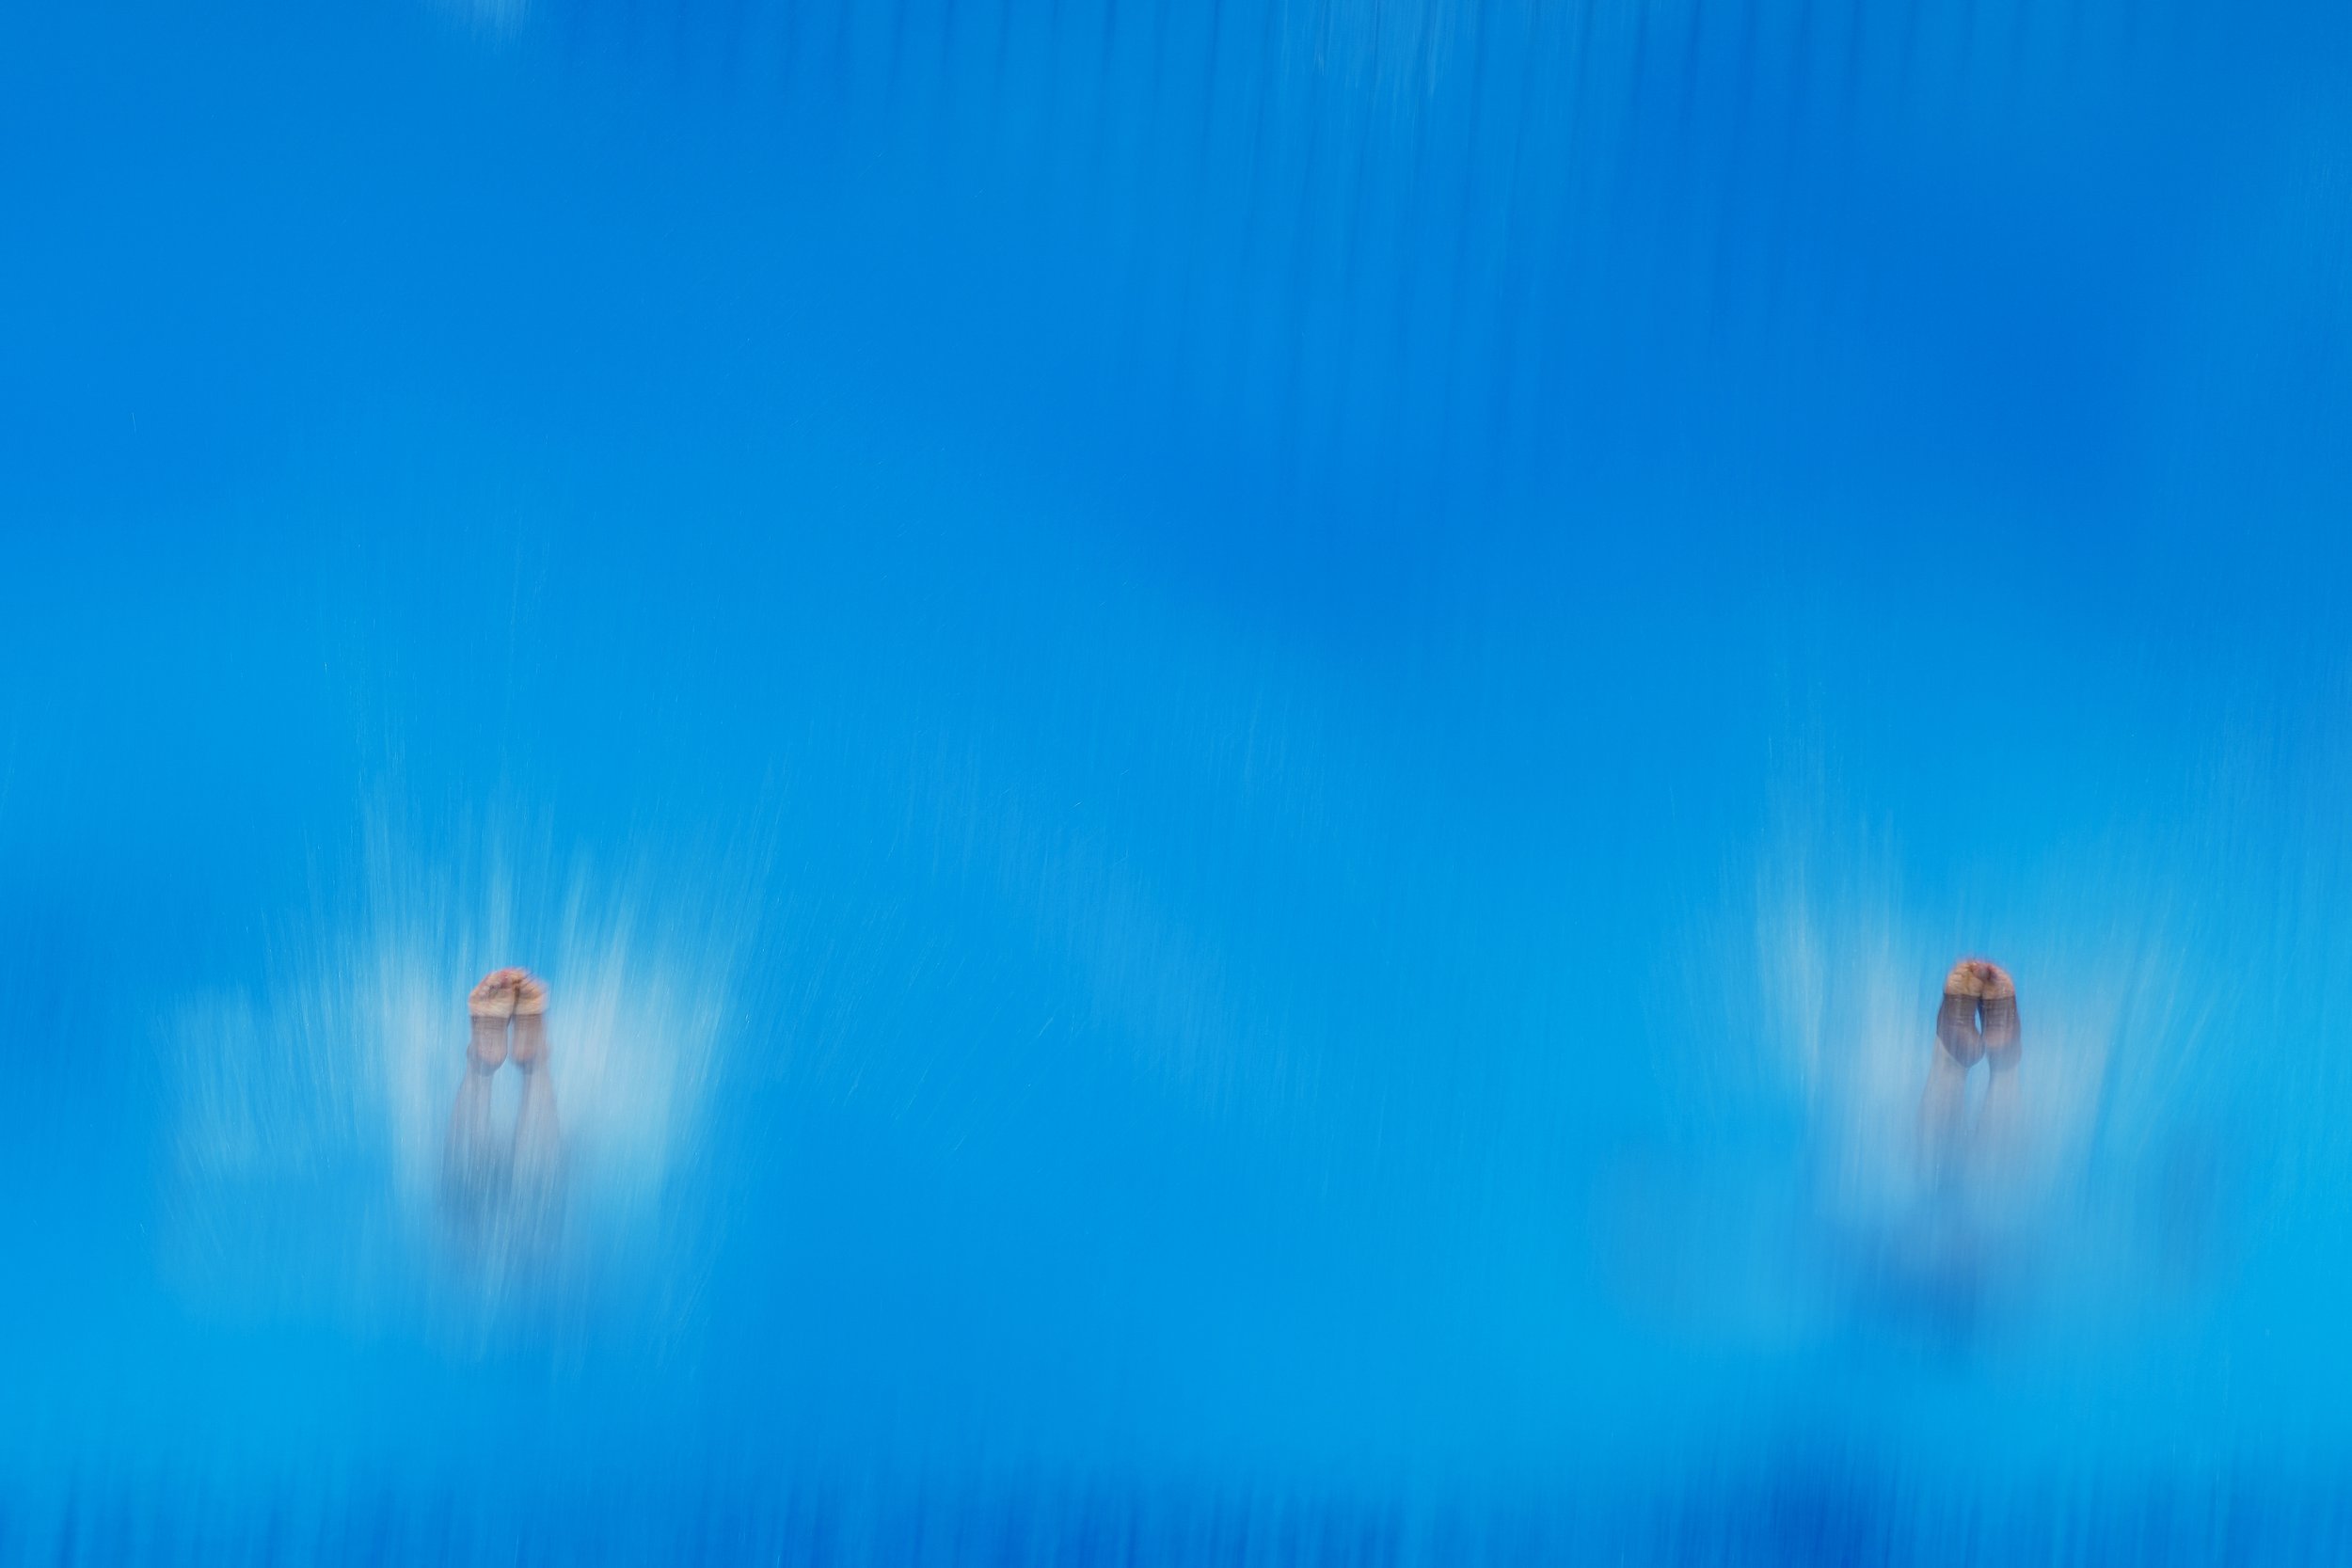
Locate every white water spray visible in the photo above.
<box><xmin>165</xmin><ymin>814</ymin><xmax>754</xmax><ymax>1354</ymax></box>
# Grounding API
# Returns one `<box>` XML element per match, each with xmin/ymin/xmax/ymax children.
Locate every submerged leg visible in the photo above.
<box><xmin>1975</xmin><ymin>969</ymin><xmax>2022</xmax><ymax>1160</ymax></box>
<box><xmin>1920</xmin><ymin>960</ymin><xmax>1985</xmax><ymax>1176</ymax></box>
<box><xmin>1918</xmin><ymin>956</ymin><xmax>2025</xmax><ymax>1180</ymax></box>
<box><xmin>444</xmin><ymin>970</ymin><xmax>520</xmax><ymax>1213</ymax></box>
<box><xmin>507</xmin><ymin>972</ymin><xmax>564</xmax><ymax>1252</ymax></box>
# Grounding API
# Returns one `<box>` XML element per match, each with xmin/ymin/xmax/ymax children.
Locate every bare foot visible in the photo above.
<box><xmin>466</xmin><ymin>968</ymin><xmax>524</xmax><ymax>1070</ymax></box>
<box><xmin>1936</xmin><ymin>958</ymin><xmax>1989</xmax><ymax>1068</ymax></box>
<box><xmin>1976</xmin><ymin>962</ymin><xmax>2020</xmax><ymax>1070</ymax></box>
<box><xmin>470</xmin><ymin>968</ymin><xmax>531</xmax><ymax>1012</ymax></box>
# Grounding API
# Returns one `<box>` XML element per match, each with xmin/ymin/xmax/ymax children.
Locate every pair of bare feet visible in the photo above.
<box><xmin>468</xmin><ymin>966</ymin><xmax>550</xmax><ymax>1072</ymax></box>
<box><xmin>445</xmin><ymin>967</ymin><xmax>563</xmax><ymax>1237</ymax></box>
<box><xmin>1919</xmin><ymin>957</ymin><xmax>2022</xmax><ymax>1179</ymax></box>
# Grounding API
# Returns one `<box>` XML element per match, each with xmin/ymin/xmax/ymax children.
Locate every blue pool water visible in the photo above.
<box><xmin>5</xmin><ymin>0</ymin><xmax>2352</xmax><ymax>1560</ymax></box>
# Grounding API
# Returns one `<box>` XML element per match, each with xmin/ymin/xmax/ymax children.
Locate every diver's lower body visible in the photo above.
<box><xmin>444</xmin><ymin>967</ymin><xmax>564</xmax><ymax>1259</ymax></box>
<box><xmin>1919</xmin><ymin>957</ymin><xmax>2021</xmax><ymax>1179</ymax></box>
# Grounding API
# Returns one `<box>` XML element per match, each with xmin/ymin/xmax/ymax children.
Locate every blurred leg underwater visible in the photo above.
<box><xmin>443</xmin><ymin>967</ymin><xmax>566</xmax><ymax>1263</ymax></box>
<box><xmin>1919</xmin><ymin>958</ymin><xmax>2022</xmax><ymax>1182</ymax></box>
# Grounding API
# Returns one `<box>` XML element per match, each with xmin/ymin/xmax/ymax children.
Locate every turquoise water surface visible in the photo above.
<box><xmin>6</xmin><ymin>0</ymin><xmax>2352</xmax><ymax>1560</ymax></box>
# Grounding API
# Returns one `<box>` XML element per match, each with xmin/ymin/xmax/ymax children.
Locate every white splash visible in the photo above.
<box><xmin>166</xmin><ymin>815</ymin><xmax>751</xmax><ymax>1354</ymax></box>
<box><xmin>1736</xmin><ymin>829</ymin><xmax>2212</xmax><ymax>1340</ymax></box>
